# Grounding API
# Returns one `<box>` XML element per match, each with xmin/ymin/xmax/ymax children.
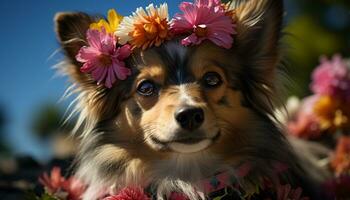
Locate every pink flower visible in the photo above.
<box><xmin>39</xmin><ymin>167</ymin><xmax>64</xmax><ymax>194</ymax></box>
<box><xmin>76</xmin><ymin>29</ymin><xmax>132</xmax><ymax>88</ymax></box>
<box><xmin>39</xmin><ymin>167</ymin><xmax>86</xmax><ymax>200</ymax></box>
<box><xmin>62</xmin><ymin>177</ymin><xmax>86</xmax><ymax>200</ymax></box>
<box><xmin>170</xmin><ymin>0</ymin><xmax>235</xmax><ymax>49</ymax></box>
<box><xmin>287</xmin><ymin>95</ymin><xmax>322</xmax><ymax>139</ymax></box>
<box><xmin>311</xmin><ymin>55</ymin><xmax>350</xmax><ymax>101</ymax></box>
<box><xmin>104</xmin><ymin>187</ymin><xmax>149</xmax><ymax>200</ymax></box>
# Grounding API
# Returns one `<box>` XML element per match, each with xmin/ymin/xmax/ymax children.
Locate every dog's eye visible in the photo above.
<box><xmin>202</xmin><ymin>72</ymin><xmax>222</xmax><ymax>88</ymax></box>
<box><xmin>137</xmin><ymin>80</ymin><xmax>157</xmax><ymax>96</ymax></box>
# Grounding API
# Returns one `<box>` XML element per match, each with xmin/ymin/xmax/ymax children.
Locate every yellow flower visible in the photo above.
<box><xmin>90</xmin><ymin>9</ymin><xmax>123</xmax><ymax>33</ymax></box>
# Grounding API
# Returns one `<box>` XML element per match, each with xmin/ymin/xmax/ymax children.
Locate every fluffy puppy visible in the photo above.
<box><xmin>54</xmin><ymin>0</ymin><xmax>316</xmax><ymax>199</ymax></box>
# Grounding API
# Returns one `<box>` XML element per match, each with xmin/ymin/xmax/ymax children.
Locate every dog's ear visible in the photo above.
<box><xmin>233</xmin><ymin>0</ymin><xmax>284</xmax><ymax>74</ymax></box>
<box><xmin>230</xmin><ymin>0</ymin><xmax>284</xmax><ymax>116</ymax></box>
<box><xmin>54</xmin><ymin>12</ymin><xmax>96</xmax><ymax>86</ymax></box>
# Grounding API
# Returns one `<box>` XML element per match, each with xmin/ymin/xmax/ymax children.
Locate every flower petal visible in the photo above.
<box><xmin>208</xmin><ymin>32</ymin><xmax>233</xmax><ymax>49</ymax></box>
<box><xmin>181</xmin><ymin>33</ymin><xmax>198</xmax><ymax>46</ymax></box>
<box><xmin>106</xmin><ymin>66</ymin><xmax>117</xmax><ymax>88</ymax></box>
<box><xmin>117</xmin><ymin>44</ymin><xmax>132</xmax><ymax>60</ymax></box>
<box><xmin>86</xmin><ymin>29</ymin><xmax>102</xmax><ymax>50</ymax></box>
<box><xmin>112</xmin><ymin>61</ymin><xmax>131</xmax><ymax>80</ymax></box>
<box><xmin>76</xmin><ymin>46</ymin><xmax>100</xmax><ymax>62</ymax></box>
<box><xmin>108</xmin><ymin>9</ymin><xmax>123</xmax><ymax>32</ymax></box>
<box><xmin>91</xmin><ymin>66</ymin><xmax>107</xmax><ymax>85</ymax></box>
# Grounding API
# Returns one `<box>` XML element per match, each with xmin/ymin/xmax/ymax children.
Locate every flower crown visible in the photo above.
<box><xmin>76</xmin><ymin>0</ymin><xmax>237</xmax><ymax>88</ymax></box>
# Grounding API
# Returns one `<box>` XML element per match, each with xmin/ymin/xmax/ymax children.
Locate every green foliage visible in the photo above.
<box><xmin>25</xmin><ymin>191</ymin><xmax>59</xmax><ymax>200</ymax></box>
<box><xmin>284</xmin><ymin>14</ymin><xmax>343</xmax><ymax>96</ymax></box>
<box><xmin>31</xmin><ymin>103</ymin><xmax>73</xmax><ymax>139</ymax></box>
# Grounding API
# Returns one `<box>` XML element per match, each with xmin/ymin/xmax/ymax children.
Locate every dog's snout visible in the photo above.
<box><xmin>175</xmin><ymin>107</ymin><xmax>204</xmax><ymax>131</ymax></box>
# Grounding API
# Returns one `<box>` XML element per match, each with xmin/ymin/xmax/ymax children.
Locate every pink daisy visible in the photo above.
<box><xmin>170</xmin><ymin>0</ymin><xmax>235</xmax><ymax>49</ymax></box>
<box><xmin>76</xmin><ymin>29</ymin><xmax>132</xmax><ymax>88</ymax></box>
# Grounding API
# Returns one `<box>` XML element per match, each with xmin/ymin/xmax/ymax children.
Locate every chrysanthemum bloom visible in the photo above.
<box><xmin>76</xmin><ymin>29</ymin><xmax>132</xmax><ymax>88</ymax></box>
<box><xmin>104</xmin><ymin>187</ymin><xmax>150</xmax><ymax>200</ymax></box>
<box><xmin>311</xmin><ymin>55</ymin><xmax>350</xmax><ymax>101</ymax></box>
<box><xmin>170</xmin><ymin>0</ymin><xmax>235</xmax><ymax>49</ymax></box>
<box><xmin>287</xmin><ymin>95</ymin><xmax>322</xmax><ymax>139</ymax></box>
<box><xmin>331</xmin><ymin>136</ymin><xmax>350</xmax><ymax>176</ymax></box>
<box><xmin>116</xmin><ymin>3</ymin><xmax>170</xmax><ymax>50</ymax></box>
<box><xmin>90</xmin><ymin>9</ymin><xmax>123</xmax><ymax>34</ymax></box>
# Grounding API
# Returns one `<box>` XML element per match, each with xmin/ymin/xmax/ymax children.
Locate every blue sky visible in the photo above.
<box><xmin>0</xmin><ymin>0</ymin><xmax>183</xmax><ymax>161</ymax></box>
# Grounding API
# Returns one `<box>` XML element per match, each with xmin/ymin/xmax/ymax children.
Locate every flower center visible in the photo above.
<box><xmin>194</xmin><ymin>24</ymin><xmax>208</xmax><ymax>37</ymax></box>
<box><xmin>142</xmin><ymin>16</ymin><xmax>168</xmax><ymax>40</ymax></box>
<box><xmin>143</xmin><ymin>22</ymin><xmax>158</xmax><ymax>40</ymax></box>
<box><xmin>130</xmin><ymin>15</ymin><xmax>169</xmax><ymax>49</ymax></box>
<box><xmin>98</xmin><ymin>54</ymin><xmax>112</xmax><ymax>67</ymax></box>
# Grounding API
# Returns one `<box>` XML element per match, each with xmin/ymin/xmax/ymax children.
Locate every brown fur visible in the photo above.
<box><xmin>54</xmin><ymin>0</ymin><xmax>317</xmax><ymax>199</ymax></box>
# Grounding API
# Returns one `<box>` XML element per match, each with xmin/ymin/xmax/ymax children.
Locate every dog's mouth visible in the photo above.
<box><xmin>150</xmin><ymin>131</ymin><xmax>221</xmax><ymax>153</ymax></box>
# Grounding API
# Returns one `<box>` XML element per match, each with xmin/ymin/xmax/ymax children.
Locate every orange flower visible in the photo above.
<box><xmin>332</xmin><ymin>136</ymin><xmax>350</xmax><ymax>176</ymax></box>
<box><xmin>116</xmin><ymin>3</ymin><xmax>170</xmax><ymax>50</ymax></box>
<box><xmin>313</xmin><ymin>96</ymin><xmax>339</xmax><ymax>130</ymax></box>
<box><xmin>313</xmin><ymin>96</ymin><xmax>350</xmax><ymax>131</ymax></box>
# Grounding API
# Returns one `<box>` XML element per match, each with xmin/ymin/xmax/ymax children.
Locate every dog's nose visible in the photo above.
<box><xmin>175</xmin><ymin>107</ymin><xmax>204</xmax><ymax>131</ymax></box>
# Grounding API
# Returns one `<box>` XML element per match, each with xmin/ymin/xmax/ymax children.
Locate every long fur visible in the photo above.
<box><xmin>54</xmin><ymin>0</ymin><xmax>319</xmax><ymax>199</ymax></box>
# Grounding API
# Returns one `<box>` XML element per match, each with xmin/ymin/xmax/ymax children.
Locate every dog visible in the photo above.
<box><xmin>54</xmin><ymin>0</ymin><xmax>317</xmax><ymax>199</ymax></box>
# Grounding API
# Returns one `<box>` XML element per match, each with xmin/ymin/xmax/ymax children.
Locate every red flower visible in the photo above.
<box><xmin>104</xmin><ymin>187</ymin><xmax>150</xmax><ymax>200</ymax></box>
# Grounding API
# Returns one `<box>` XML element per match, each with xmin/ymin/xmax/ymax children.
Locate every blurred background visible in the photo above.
<box><xmin>0</xmin><ymin>0</ymin><xmax>349</xmax><ymax>199</ymax></box>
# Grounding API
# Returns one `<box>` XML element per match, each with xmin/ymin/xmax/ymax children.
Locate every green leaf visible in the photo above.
<box><xmin>41</xmin><ymin>193</ymin><xmax>59</xmax><ymax>200</ymax></box>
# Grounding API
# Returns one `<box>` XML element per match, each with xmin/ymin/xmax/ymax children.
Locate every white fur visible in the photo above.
<box><xmin>169</xmin><ymin>139</ymin><xmax>212</xmax><ymax>153</ymax></box>
<box><xmin>151</xmin><ymin>152</ymin><xmax>230</xmax><ymax>200</ymax></box>
<box><xmin>179</xmin><ymin>84</ymin><xmax>197</xmax><ymax>106</ymax></box>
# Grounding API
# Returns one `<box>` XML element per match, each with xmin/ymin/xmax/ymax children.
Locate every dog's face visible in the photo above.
<box><xmin>54</xmin><ymin>0</ymin><xmax>295</xmax><ymax>196</ymax></box>
<box><xmin>119</xmin><ymin>42</ymin><xmax>251</xmax><ymax>155</ymax></box>
<box><xmin>55</xmin><ymin>0</ymin><xmax>284</xmax><ymax>160</ymax></box>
